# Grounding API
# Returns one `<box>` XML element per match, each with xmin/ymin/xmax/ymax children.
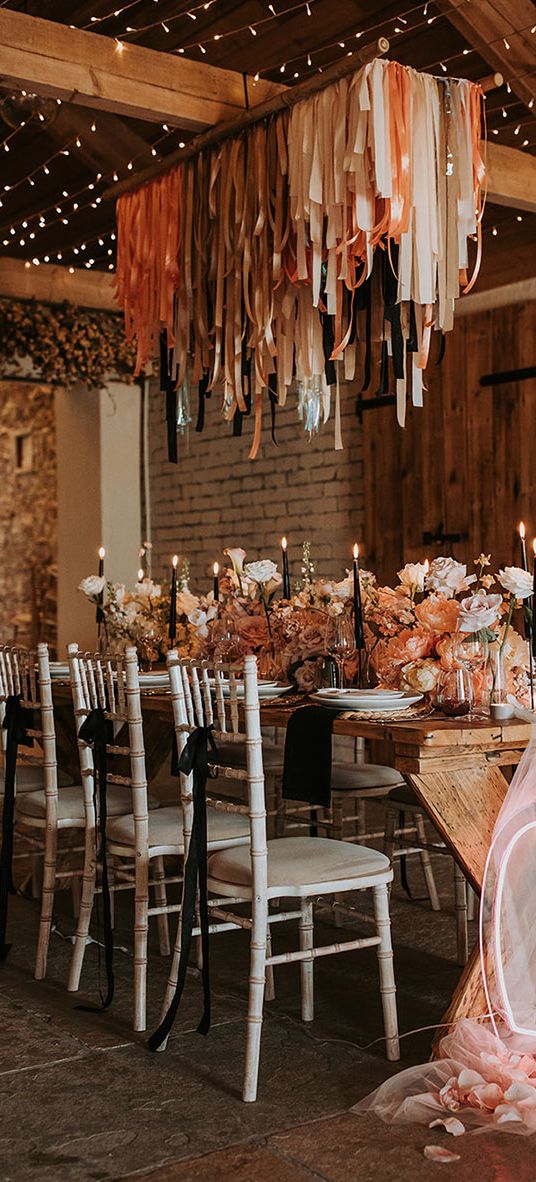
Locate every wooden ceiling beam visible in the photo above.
<box><xmin>0</xmin><ymin>8</ymin><xmax>284</xmax><ymax>130</ymax></box>
<box><xmin>487</xmin><ymin>142</ymin><xmax>536</xmax><ymax>213</ymax></box>
<box><xmin>438</xmin><ymin>0</ymin><xmax>536</xmax><ymax>110</ymax></box>
<box><xmin>0</xmin><ymin>256</ymin><xmax>118</xmax><ymax>310</ymax></box>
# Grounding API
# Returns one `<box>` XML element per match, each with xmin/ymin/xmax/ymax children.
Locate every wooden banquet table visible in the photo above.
<box><xmin>53</xmin><ymin>681</ymin><xmax>531</xmax><ymax>1053</ymax></box>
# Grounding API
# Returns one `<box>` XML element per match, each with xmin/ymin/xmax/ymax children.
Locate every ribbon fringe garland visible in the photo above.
<box><xmin>116</xmin><ymin>58</ymin><xmax>485</xmax><ymax>455</ymax></box>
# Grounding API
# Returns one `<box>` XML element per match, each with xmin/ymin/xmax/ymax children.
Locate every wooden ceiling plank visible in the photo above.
<box><xmin>0</xmin><ymin>8</ymin><xmax>284</xmax><ymax>129</ymax></box>
<box><xmin>438</xmin><ymin>0</ymin><xmax>536</xmax><ymax>109</ymax></box>
<box><xmin>0</xmin><ymin>256</ymin><xmax>118</xmax><ymax>309</ymax></box>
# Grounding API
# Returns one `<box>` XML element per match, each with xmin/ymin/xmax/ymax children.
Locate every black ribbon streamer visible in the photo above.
<box><xmin>195</xmin><ymin>372</ymin><xmax>210</xmax><ymax>434</ymax></box>
<box><xmin>160</xmin><ymin>331</ymin><xmax>178</xmax><ymax>464</ymax></box>
<box><xmin>77</xmin><ymin>708</ymin><xmax>114</xmax><ymax>1010</ymax></box>
<box><xmin>148</xmin><ymin>726</ymin><xmax>215</xmax><ymax>1050</ymax></box>
<box><xmin>268</xmin><ymin>371</ymin><xmax>278</xmax><ymax>446</ymax></box>
<box><xmin>0</xmin><ymin>695</ymin><xmax>34</xmax><ymax>960</ymax></box>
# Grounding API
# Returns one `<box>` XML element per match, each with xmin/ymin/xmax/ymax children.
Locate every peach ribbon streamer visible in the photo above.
<box><xmin>114</xmin><ymin>59</ymin><xmax>486</xmax><ymax>451</ymax></box>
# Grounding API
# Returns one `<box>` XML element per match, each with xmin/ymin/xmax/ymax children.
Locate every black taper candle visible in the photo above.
<box><xmin>281</xmin><ymin>536</ymin><xmax>291</xmax><ymax>599</ymax></box>
<box><xmin>169</xmin><ymin>555</ymin><xmax>178</xmax><ymax>644</ymax></box>
<box><xmin>532</xmin><ymin>542</ymin><xmax>536</xmax><ymax>661</ymax></box>
<box><xmin>352</xmin><ymin>544</ymin><xmax>364</xmax><ymax>649</ymax></box>
<box><xmin>96</xmin><ymin>546</ymin><xmax>105</xmax><ymax>628</ymax></box>
<box><xmin>213</xmin><ymin>561</ymin><xmax>220</xmax><ymax>602</ymax></box>
<box><xmin>520</xmin><ymin>522</ymin><xmax>528</xmax><ymax>573</ymax></box>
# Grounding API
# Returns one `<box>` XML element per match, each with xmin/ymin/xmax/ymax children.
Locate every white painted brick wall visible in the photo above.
<box><xmin>148</xmin><ymin>380</ymin><xmax>365</xmax><ymax>589</ymax></box>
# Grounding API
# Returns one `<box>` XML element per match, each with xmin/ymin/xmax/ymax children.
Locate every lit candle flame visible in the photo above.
<box><xmin>137</xmin><ymin>568</ymin><xmax>144</xmax><ymax>582</ymax></box>
<box><xmin>353</xmin><ymin>543</ymin><xmax>359</xmax><ymax>560</ymax></box>
<box><xmin>281</xmin><ymin>536</ymin><xmax>287</xmax><ymax>551</ymax></box>
<box><xmin>424</xmin><ymin>558</ymin><xmax>429</xmax><ymax>575</ymax></box>
<box><xmin>213</xmin><ymin>561</ymin><xmax>219</xmax><ymax>576</ymax></box>
<box><xmin>98</xmin><ymin>546</ymin><xmax>105</xmax><ymax>560</ymax></box>
<box><xmin>520</xmin><ymin>521</ymin><xmax>526</xmax><ymax>540</ymax></box>
<box><xmin>172</xmin><ymin>554</ymin><xmax>178</xmax><ymax>568</ymax></box>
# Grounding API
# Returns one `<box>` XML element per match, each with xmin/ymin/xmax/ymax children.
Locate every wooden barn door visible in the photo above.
<box><xmin>361</xmin><ymin>301</ymin><xmax>536</xmax><ymax>584</ymax></box>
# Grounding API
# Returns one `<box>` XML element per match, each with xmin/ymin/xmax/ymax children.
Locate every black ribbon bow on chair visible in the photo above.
<box><xmin>148</xmin><ymin>725</ymin><xmax>215</xmax><ymax>1051</ymax></box>
<box><xmin>78</xmin><ymin>707</ymin><xmax>114</xmax><ymax>1010</ymax></box>
<box><xmin>0</xmin><ymin>694</ymin><xmax>34</xmax><ymax>960</ymax></box>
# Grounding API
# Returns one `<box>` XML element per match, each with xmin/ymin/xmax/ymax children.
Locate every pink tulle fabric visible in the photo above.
<box><xmin>354</xmin><ymin>705</ymin><xmax>536</xmax><ymax>1136</ymax></box>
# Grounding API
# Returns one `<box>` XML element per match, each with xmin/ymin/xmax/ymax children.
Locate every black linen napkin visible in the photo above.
<box><xmin>282</xmin><ymin>705</ymin><xmax>336</xmax><ymax>809</ymax></box>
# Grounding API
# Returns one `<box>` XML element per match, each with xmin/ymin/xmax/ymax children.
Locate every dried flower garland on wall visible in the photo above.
<box><xmin>0</xmin><ymin>299</ymin><xmax>136</xmax><ymax>388</ymax></box>
<box><xmin>116</xmin><ymin>57</ymin><xmax>485</xmax><ymax>457</ymax></box>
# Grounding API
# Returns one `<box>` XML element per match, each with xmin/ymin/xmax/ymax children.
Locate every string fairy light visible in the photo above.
<box><xmin>1</xmin><ymin>0</ymin><xmax>535</xmax><ymax>269</ymax></box>
<box><xmin>111</xmin><ymin>0</ymin><xmax>321</xmax><ymax>52</ymax></box>
<box><xmin>0</xmin><ymin>122</ymin><xmax>183</xmax><ymax>250</ymax></box>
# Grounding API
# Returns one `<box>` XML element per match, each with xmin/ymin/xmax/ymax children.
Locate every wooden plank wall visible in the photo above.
<box><xmin>362</xmin><ymin>301</ymin><xmax>536</xmax><ymax>584</ymax></box>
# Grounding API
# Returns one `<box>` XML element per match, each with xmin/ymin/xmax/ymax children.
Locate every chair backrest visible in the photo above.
<box><xmin>67</xmin><ymin>643</ymin><xmax>150</xmax><ymax>842</ymax></box>
<box><xmin>167</xmin><ymin>651</ymin><xmax>267</xmax><ymax>894</ymax></box>
<box><xmin>0</xmin><ymin>642</ymin><xmax>58</xmax><ymax>798</ymax></box>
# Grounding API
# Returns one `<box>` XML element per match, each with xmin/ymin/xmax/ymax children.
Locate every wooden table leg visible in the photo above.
<box><xmin>403</xmin><ymin>763</ymin><xmax>508</xmax><ymax>1054</ymax></box>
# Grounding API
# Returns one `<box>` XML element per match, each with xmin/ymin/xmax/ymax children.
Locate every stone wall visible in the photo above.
<box><xmin>148</xmin><ymin>381</ymin><xmax>365</xmax><ymax>590</ymax></box>
<box><xmin>0</xmin><ymin>380</ymin><xmax>57</xmax><ymax>649</ymax></box>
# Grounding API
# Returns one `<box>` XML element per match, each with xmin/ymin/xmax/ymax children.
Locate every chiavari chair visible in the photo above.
<box><xmin>67</xmin><ymin>644</ymin><xmax>251</xmax><ymax>1032</ymax></box>
<box><xmin>157</xmin><ymin>652</ymin><xmax>399</xmax><ymax>1102</ymax></box>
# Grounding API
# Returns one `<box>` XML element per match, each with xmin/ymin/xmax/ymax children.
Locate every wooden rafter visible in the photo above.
<box><xmin>439</xmin><ymin>0</ymin><xmax>536</xmax><ymax>110</ymax></box>
<box><xmin>0</xmin><ymin>8</ymin><xmax>284</xmax><ymax>130</ymax></box>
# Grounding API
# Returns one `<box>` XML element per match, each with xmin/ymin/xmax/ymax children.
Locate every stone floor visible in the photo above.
<box><xmin>0</xmin><ymin>852</ymin><xmax>532</xmax><ymax>1182</ymax></box>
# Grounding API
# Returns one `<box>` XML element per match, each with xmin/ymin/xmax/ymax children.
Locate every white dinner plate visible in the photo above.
<box><xmin>221</xmin><ymin>683</ymin><xmax>291</xmax><ymax>699</ymax></box>
<box><xmin>49</xmin><ymin>662</ymin><xmax>70</xmax><ymax>677</ymax></box>
<box><xmin>315</xmin><ymin>687</ymin><xmax>406</xmax><ymax>699</ymax></box>
<box><xmin>138</xmin><ymin>671</ymin><xmax>170</xmax><ymax>688</ymax></box>
<box><xmin>312</xmin><ymin>690</ymin><xmax>423</xmax><ymax>711</ymax></box>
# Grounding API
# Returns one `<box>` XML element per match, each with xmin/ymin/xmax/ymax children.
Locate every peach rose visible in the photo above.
<box><xmin>387</xmin><ymin>627</ymin><xmax>434</xmax><ymax>664</ymax></box>
<box><xmin>294</xmin><ymin>659</ymin><xmax>317</xmax><ymax>693</ymax></box>
<box><xmin>436</xmin><ymin>635</ymin><xmax>461</xmax><ymax>670</ymax></box>
<box><xmin>237</xmin><ymin>614</ymin><xmax>270</xmax><ymax>651</ymax></box>
<box><xmin>416</xmin><ymin>594</ymin><xmax>461</xmax><ymax>634</ymax></box>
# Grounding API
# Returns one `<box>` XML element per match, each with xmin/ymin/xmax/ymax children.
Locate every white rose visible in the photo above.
<box><xmin>398</xmin><ymin>562</ymin><xmax>427</xmax><ymax>594</ymax></box>
<box><xmin>331</xmin><ymin>576</ymin><xmax>352</xmax><ymax>600</ymax></box>
<box><xmin>78</xmin><ymin>575</ymin><xmax>106</xmax><ymax>599</ymax></box>
<box><xmin>188</xmin><ymin>607</ymin><xmax>208</xmax><ymax>638</ymax></box>
<box><xmin>498</xmin><ymin>567</ymin><xmax>533</xmax><ymax>601</ymax></box>
<box><xmin>244</xmin><ymin>559</ymin><xmax>279</xmax><ymax>585</ymax></box>
<box><xmin>326</xmin><ymin>600</ymin><xmax>344</xmax><ymax>617</ymax></box>
<box><xmin>114</xmin><ymin>583</ymin><xmax>127</xmax><ymax>606</ymax></box>
<box><xmin>401</xmin><ymin>658</ymin><xmax>440</xmax><ymax>693</ymax></box>
<box><xmin>125</xmin><ymin>601</ymin><xmax>138</xmax><ymax>624</ymax></box>
<box><xmin>458</xmin><ymin>591</ymin><xmax>502</xmax><ymax>633</ymax></box>
<box><xmin>176</xmin><ymin>589</ymin><xmax>199</xmax><ymax>616</ymax></box>
<box><xmin>425</xmin><ymin>557</ymin><xmax>476</xmax><ymax>597</ymax></box>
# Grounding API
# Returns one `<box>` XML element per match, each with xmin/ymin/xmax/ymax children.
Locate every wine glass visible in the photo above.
<box><xmin>452</xmin><ymin>629</ymin><xmax>490</xmax><ymax>717</ymax></box>
<box><xmin>327</xmin><ymin>614</ymin><xmax>356</xmax><ymax>690</ymax></box>
<box><xmin>436</xmin><ymin>665</ymin><xmax>474</xmax><ymax>718</ymax></box>
<box><xmin>213</xmin><ymin>613</ymin><xmax>240</xmax><ymax>663</ymax></box>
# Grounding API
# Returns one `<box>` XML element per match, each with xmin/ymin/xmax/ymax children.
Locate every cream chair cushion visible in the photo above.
<box><xmin>208</xmin><ymin>836</ymin><xmax>390</xmax><ymax>896</ymax></box>
<box><xmin>1</xmin><ymin>766</ymin><xmax>73</xmax><ymax>794</ymax></box>
<box><xmin>17</xmin><ymin>784</ymin><xmax>160</xmax><ymax>822</ymax></box>
<box><xmin>331</xmin><ymin>763</ymin><xmax>404</xmax><ymax>792</ymax></box>
<box><xmin>214</xmin><ymin>740</ymin><xmax>284</xmax><ymax>771</ymax></box>
<box><xmin>107</xmin><ymin>804</ymin><xmax>250</xmax><ymax>853</ymax></box>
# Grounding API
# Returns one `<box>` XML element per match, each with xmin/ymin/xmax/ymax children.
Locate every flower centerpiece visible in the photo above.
<box><xmin>364</xmin><ymin>555</ymin><xmax>531</xmax><ymax>705</ymax></box>
<box><xmin>78</xmin><ymin>571</ymin><xmax>209</xmax><ymax>664</ymax></box>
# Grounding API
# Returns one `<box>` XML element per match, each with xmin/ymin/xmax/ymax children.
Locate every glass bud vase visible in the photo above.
<box><xmin>489</xmin><ymin>643</ymin><xmax>508</xmax><ymax>708</ymax></box>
